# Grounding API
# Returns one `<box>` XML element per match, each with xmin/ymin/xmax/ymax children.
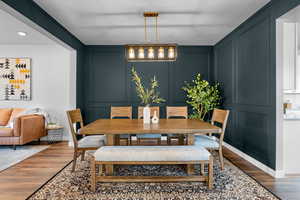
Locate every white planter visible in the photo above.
<box><xmin>143</xmin><ymin>106</ymin><xmax>151</xmax><ymax>124</ymax></box>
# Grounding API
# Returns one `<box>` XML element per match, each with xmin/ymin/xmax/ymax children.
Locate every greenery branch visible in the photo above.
<box><xmin>131</xmin><ymin>67</ymin><xmax>165</xmax><ymax>106</ymax></box>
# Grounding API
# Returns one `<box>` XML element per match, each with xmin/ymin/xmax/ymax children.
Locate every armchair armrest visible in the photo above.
<box><xmin>14</xmin><ymin>114</ymin><xmax>46</xmax><ymax>144</ymax></box>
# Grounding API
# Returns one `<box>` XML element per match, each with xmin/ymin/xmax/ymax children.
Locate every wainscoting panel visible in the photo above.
<box><xmin>236</xmin><ymin>17</ymin><xmax>271</xmax><ymax>106</ymax></box>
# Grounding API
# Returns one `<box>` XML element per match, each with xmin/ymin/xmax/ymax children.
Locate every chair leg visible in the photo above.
<box><xmin>72</xmin><ymin>150</ymin><xmax>78</xmax><ymax>172</ymax></box>
<box><xmin>219</xmin><ymin>148</ymin><xmax>224</xmax><ymax>170</ymax></box>
<box><xmin>91</xmin><ymin>158</ymin><xmax>96</xmax><ymax>192</ymax></box>
<box><xmin>157</xmin><ymin>138</ymin><xmax>161</xmax><ymax>145</ymax></box>
<box><xmin>208</xmin><ymin>158</ymin><xmax>213</xmax><ymax>189</ymax></box>
<box><xmin>201</xmin><ymin>163</ymin><xmax>205</xmax><ymax>175</ymax></box>
<box><xmin>81</xmin><ymin>150</ymin><xmax>85</xmax><ymax>161</ymax></box>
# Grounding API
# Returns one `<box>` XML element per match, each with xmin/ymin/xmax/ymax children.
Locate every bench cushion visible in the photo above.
<box><xmin>94</xmin><ymin>146</ymin><xmax>210</xmax><ymax>162</ymax></box>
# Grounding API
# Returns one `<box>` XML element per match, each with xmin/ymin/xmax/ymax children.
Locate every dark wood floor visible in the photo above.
<box><xmin>0</xmin><ymin>141</ymin><xmax>299</xmax><ymax>200</ymax></box>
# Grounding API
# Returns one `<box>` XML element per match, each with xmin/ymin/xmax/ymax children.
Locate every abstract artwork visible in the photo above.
<box><xmin>0</xmin><ymin>58</ymin><xmax>31</xmax><ymax>100</ymax></box>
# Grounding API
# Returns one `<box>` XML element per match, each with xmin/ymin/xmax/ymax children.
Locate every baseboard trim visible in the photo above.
<box><xmin>223</xmin><ymin>142</ymin><xmax>284</xmax><ymax>178</ymax></box>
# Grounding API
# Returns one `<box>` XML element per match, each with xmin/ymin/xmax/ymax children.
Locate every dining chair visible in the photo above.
<box><xmin>195</xmin><ymin>108</ymin><xmax>230</xmax><ymax>170</ymax></box>
<box><xmin>66</xmin><ymin>109</ymin><xmax>106</xmax><ymax>172</ymax></box>
<box><xmin>166</xmin><ymin>106</ymin><xmax>188</xmax><ymax>145</ymax></box>
<box><xmin>136</xmin><ymin>106</ymin><xmax>161</xmax><ymax>145</ymax></box>
<box><xmin>110</xmin><ymin>106</ymin><xmax>132</xmax><ymax>145</ymax></box>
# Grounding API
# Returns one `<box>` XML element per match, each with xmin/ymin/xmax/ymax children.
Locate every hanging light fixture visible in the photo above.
<box><xmin>125</xmin><ymin>12</ymin><xmax>177</xmax><ymax>62</ymax></box>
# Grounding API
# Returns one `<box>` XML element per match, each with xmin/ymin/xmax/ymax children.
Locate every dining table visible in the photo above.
<box><xmin>79</xmin><ymin>118</ymin><xmax>222</xmax><ymax>175</ymax></box>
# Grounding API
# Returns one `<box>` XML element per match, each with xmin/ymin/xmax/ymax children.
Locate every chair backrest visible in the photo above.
<box><xmin>66</xmin><ymin>109</ymin><xmax>84</xmax><ymax>147</ymax></box>
<box><xmin>166</xmin><ymin>106</ymin><xmax>188</xmax><ymax>119</ymax></box>
<box><xmin>110</xmin><ymin>106</ymin><xmax>132</xmax><ymax>119</ymax></box>
<box><xmin>138</xmin><ymin>106</ymin><xmax>160</xmax><ymax>119</ymax></box>
<box><xmin>211</xmin><ymin>108</ymin><xmax>230</xmax><ymax>143</ymax></box>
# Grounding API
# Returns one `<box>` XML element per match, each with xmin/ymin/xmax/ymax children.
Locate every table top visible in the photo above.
<box><xmin>79</xmin><ymin>119</ymin><xmax>221</xmax><ymax>135</ymax></box>
<box><xmin>46</xmin><ymin>125</ymin><xmax>64</xmax><ymax>130</ymax></box>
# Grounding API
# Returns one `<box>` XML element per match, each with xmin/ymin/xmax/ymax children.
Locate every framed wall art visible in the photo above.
<box><xmin>0</xmin><ymin>58</ymin><xmax>31</xmax><ymax>100</ymax></box>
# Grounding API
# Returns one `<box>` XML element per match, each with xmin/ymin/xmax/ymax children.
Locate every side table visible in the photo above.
<box><xmin>46</xmin><ymin>125</ymin><xmax>64</xmax><ymax>144</ymax></box>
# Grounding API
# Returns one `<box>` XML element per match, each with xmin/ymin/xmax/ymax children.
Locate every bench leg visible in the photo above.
<box><xmin>208</xmin><ymin>157</ymin><xmax>213</xmax><ymax>189</ymax></box>
<box><xmin>91</xmin><ymin>158</ymin><xmax>96</xmax><ymax>192</ymax></box>
<box><xmin>106</xmin><ymin>135</ymin><xmax>115</xmax><ymax>175</ymax></box>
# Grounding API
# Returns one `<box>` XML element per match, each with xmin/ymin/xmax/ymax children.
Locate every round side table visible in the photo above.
<box><xmin>46</xmin><ymin>125</ymin><xmax>64</xmax><ymax>144</ymax></box>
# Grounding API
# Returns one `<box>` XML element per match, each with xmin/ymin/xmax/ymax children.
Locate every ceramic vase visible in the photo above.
<box><xmin>143</xmin><ymin>105</ymin><xmax>151</xmax><ymax>124</ymax></box>
<box><xmin>151</xmin><ymin>110</ymin><xmax>159</xmax><ymax>124</ymax></box>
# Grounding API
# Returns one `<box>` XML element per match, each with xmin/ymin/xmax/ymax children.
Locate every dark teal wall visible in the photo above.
<box><xmin>1</xmin><ymin>0</ymin><xmax>86</xmax><ymax>109</ymax></box>
<box><xmin>214</xmin><ymin>0</ymin><xmax>300</xmax><ymax>169</ymax></box>
<box><xmin>83</xmin><ymin>46</ymin><xmax>213</xmax><ymax>122</ymax></box>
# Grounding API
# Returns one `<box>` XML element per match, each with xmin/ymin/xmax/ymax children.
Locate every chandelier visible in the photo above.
<box><xmin>125</xmin><ymin>12</ymin><xmax>177</xmax><ymax>62</ymax></box>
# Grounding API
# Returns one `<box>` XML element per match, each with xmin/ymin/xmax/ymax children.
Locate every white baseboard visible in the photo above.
<box><xmin>223</xmin><ymin>142</ymin><xmax>285</xmax><ymax>178</ymax></box>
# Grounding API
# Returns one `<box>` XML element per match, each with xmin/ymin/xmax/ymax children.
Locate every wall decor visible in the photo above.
<box><xmin>0</xmin><ymin>58</ymin><xmax>31</xmax><ymax>100</ymax></box>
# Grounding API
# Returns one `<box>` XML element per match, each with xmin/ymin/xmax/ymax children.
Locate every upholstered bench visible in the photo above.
<box><xmin>91</xmin><ymin>146</ymin><xmax>213</xmax><ymax>192</ymax></box>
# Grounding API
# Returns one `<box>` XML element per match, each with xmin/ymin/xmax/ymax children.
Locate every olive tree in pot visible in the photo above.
<box><xmin>182</xmin><ymin>74</ymin><xmax>221</xmax><ymax>120</ymax></box>
<box><xmin>131</xmin><ymin>67</ymin><xmax>165</xmax><ymax>124</ymax></box>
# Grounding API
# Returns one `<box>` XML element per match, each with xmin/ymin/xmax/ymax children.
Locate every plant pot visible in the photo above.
<box><xmin>143</xmin><ymin>105</ymin><xmax>151</xmax><ymax>124</ymax></box>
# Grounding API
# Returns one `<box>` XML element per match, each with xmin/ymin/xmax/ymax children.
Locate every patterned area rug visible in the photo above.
<box><xmin>29</xmin><ymin>153</ymin><xmax>279</xmax><ymax>200</ymax></box>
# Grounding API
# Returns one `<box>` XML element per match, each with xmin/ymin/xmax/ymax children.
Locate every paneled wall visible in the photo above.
<box><xmin>82</xmin><ymin>46</ymin><xmax>213</xmax><ymax>122</ymax></box>
<box><xmin>214</xmin><ymin>0</ymin><xmax>300</xmax><ymax>169</ymax></box>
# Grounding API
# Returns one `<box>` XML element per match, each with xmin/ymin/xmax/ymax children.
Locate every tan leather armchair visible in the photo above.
<box><xmin>0</xmin><ymin>108</ymin><xmax>46</xmax><ymax>149</ymax></box>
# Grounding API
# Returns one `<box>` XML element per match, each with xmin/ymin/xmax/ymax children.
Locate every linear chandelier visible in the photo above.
<box><xmin>125</xmin><ymin>12</ymin><xmax>177</xmax><ymax>62</ymax></box>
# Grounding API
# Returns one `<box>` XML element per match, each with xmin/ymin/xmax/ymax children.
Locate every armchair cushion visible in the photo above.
<box><xmin>0</xmin><ymin>127</ymin><xmax>13</xmax><ymax>137</ymax></box>
<box><xmin>78</xmin><ymin>135</ymin><xmax>106</xmax><ymax>148</ymax></box>
<box><xmin>195</xmin><ymin>135</ymin><xmax>219</xmax><ymax>149</ymax></box>
<box><xmin>0</xmin><ymin>108</ymin><xmax>12</xmax><ymax>126</ymax></box>
<box><xmin>8</xmin><ymin>108</ymin><xmax>25</xmax><ymax>124</ymax></box>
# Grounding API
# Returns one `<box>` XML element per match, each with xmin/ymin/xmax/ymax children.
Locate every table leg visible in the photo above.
<box><xmin>178</xmin><ymin>134</ymin><xmax>185</xmax><ymax>145</ymax></box>
<box><xmin>187</xmin><ymin>134</ymin><xmax>195</xmax><ymax>175</ymax></box>
<box><xmin>105</xmin><ymin>134</ymin><xmax>114</xmax><ymax>175</ymax></box>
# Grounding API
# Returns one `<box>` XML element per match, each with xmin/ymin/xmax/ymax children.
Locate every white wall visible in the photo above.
<box><xmin>0</xmin><ymin>44</ymin><xmax>76</xmax><ymax>140</ymax></box>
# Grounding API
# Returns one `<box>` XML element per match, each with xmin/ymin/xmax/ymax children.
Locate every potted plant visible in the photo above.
<box><xmin>182</xmin><ymin>74</ymin><xmax>221</xmax><ymax>120</ymax></box>
<box><xmin>131</xmin><ymin>67</ymin><xmax>165</xmax><ymax>123</ymax></box>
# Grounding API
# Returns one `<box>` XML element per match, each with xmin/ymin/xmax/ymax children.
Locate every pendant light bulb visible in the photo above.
<box><xmin>148</xmin><ymin>47</ymin><xmax>155</xmax><ymax>59</ymax></box>
<box><xmin>128</xmin><ymin>47</ymin><xmax>135</xmax><ymax>59</ymax></box>
<box><xmin>168</xmin><ymin>47</ymin><xmax>175</xmax><ymax>59</ymax></box>
<box><xmin>158</xmin><ymin>47</ymin><xmax>164</xmax><ymax>59</ymax></box>
<box><xmin>138</xmin><ymin>47</ymin><xmax>145</xmax><ymax>59</ymax></box>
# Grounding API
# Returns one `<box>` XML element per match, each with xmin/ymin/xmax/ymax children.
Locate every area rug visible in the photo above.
<box><xmin>28</xmin><ymin>152</ymin><xmax>279</xmax><ymax>200</ymax></box>
<box><xmin>0</xmin><ymin>145</ymin><xmax>49</xmax><ymax>172</ymax></box>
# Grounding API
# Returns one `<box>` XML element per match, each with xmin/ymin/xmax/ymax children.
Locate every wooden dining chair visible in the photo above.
<box><xmin>66</xmin><ymin>109</ymin><xmax>106</xmax><ymax>172</ymax></box>
<box><xmin>136</xmin><ymin>106</ymin><xmax>161</xmax><ymax>145</ymax></box>
<box><xmin>110</xmin><ymin>106</ymin><xmax>132</xmax><ymax>145</ymax></box>
<box><xmin>166</xmin><ymin>106</ymin><xmax>188</xmax><ymax>145</ymax></box>
<box><xmin>195</xmin><ymin>108</ymin><xmax>230</xmax><ymax>170</ymax></box>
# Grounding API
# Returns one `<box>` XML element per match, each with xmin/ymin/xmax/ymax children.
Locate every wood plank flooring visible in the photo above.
<box><xmin>0</xmin><ymin>141</ymin><xmax>299</xmax><ymax>200</ymax></box>
<box><xmin>0</xmin><ymin>142</ymin><xmax>73</xmax><ymax>200</ymax></box>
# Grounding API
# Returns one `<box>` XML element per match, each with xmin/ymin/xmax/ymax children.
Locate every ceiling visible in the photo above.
<box><xmin>34</xmin><ymin>0</ymin><xmax>270</xmax><ymax>45</ymax></box>
<box><xmin>0</xmin><ymin>8</ymin><xmax>54</xmax><ymax>45</ymax></box>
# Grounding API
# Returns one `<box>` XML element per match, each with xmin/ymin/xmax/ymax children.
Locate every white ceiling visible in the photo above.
<box><xmin>33</xmin><ymin>0</ymin><xmax>270</xmax><ymax>45</ymax></box>
<box><xmin>0</xmin><ymin>8</ymin><xmax>54</xmax><ymax>45</ymax></box>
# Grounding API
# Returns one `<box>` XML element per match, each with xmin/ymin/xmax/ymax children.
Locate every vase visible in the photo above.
<box><xmin>143</xmin><ymin>105</ymin><xmax>151</xmax><ymax>124</ymax></box>
<box><xmin>151</xmin><ymin>110</ymin><xmax>159</xmax><ymax>124</ymax></box>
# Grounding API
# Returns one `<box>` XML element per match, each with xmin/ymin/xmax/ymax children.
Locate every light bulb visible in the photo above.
<box><xmin>158</xmin><ymin>47</ymin><xmax>164</xmax><ymax>59</ymax></box>
<box><xmin>168</xmin><ymin>47</ymin><xmax>175</xmax><ymax>59</ymax></box>
<box><xmin>138</xmin><ymin>47</ymin><xmax>144</xmax><ymax>59</ymax></box>
<box><xmin>148</xmin><ymin>47</ymin><xmax>154</xmax><ymax>59</ymax></box>
<box><xmin>128</xmin><ymin>47</ymin><xmax>135</xmax><ymax>59</ymax></box>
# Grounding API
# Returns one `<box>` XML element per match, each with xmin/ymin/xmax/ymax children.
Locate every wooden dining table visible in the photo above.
<box><xmin>79</xmin><ymin>119</ymin><xmax>221</xmax><ymax>175</ymax></box>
